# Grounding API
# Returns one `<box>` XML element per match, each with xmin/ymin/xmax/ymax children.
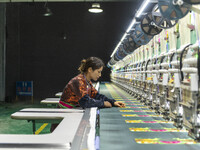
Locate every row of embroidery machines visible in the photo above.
<box><xmin>111</xmin><ymin>40</ymin><xmax>200</xmax><ymax>140</ymax></box>
<box><xmin>109</xmin><ymin>2</ymin><xmax>200</xmax><ymax>141</ymax></box>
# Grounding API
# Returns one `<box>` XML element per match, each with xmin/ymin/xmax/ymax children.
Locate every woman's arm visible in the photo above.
<box><xmin>95</xmin><ymin>93</ymin><xmax>126</xmax><ymax>107</ymax></box>
<box><xmin>78</xmin><ymin>94</ymin><xmax>104</xmax><ymax>108</ymax></box>
<box><xmin>95</xmin><ymin>93</ymin><xmax>116</xmax><ymax>106</ymax></box>
<box><xmin>79</xmin><ymin>94</ymin><xmax>113</xmax><ymax>108</ymax></box>
<box><xmin>90</xmin><ymin>84</ymin><xmax>116</xmax><ymax>106</ymax></box>
<box><xmin>78</xmin><ymin>80</ymin><xmax>112</xmax><ymax>108</ymax></box>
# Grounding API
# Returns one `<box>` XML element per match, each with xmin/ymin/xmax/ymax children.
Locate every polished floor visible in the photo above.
<box><xmin>0</xmin><ymin>100</ymin><xmax>51</xmax><ymax>134</ymax></box>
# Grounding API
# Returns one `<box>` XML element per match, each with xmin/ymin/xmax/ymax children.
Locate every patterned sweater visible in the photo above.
<box><xmin>59</xmin><ymin>74</ymin><xmax>116</xmax><ymax>108</ymax></box>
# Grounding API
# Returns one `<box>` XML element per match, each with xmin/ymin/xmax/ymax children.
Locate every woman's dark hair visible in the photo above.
<box><xmin>78</xmin><ymin>57</ymin><xmax>105</xmax><ymax>73</ymax></box>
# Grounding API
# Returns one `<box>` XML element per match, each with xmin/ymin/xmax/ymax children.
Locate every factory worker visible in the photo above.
<box><xmin>50</xmin><ymin>57</ymin><xmax>125</xmax><ymax>132</ymax></box>
<box><xmin>59</xmin><ymin>56</ymin><xmax>125</xmax><ymax>109</ymax></box>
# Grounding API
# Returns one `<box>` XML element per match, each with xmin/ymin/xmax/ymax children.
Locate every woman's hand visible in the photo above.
<box><xmin>104</xmin><ymin>101</ymin><xmax>112</xmax><ymax>108</ymax></box>
<box><xmin>114</xmin><ymin>101</ymin><xmax>126</xmax><ymax>107</ymax></box>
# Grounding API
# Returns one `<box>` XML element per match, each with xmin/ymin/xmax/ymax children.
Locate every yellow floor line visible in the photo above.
<box><xmin>35</xmin><ymin>123</ymin><xmax>48</xmax><ymax>135</ymax></box>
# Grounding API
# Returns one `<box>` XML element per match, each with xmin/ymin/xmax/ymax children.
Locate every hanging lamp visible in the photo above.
<box><xmin>88</xmin><ymin>3</ymin><xmax>103</xmax><ymax>13</ymax></box>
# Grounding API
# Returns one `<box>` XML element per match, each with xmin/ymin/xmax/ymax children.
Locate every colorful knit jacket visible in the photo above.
<box><xmin>59</xmin><ymin>74</ymin><xmax>116</xmax><ymax>109</ymax></box>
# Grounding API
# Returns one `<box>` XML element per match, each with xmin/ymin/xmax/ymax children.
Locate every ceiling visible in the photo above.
<box><xmin>4</xmin><ymin>0</ymin><xmax>144</xmax><ymax>67</ymax></box>
<box><xmin>5</xmin><ymin>1</ymin><xmax>141</xmax><ymax>84</ymax></box>
<box><xmin>1</xmin><ymin>0</ymin><xmax>137</xmax><ymax>2</ymax></box>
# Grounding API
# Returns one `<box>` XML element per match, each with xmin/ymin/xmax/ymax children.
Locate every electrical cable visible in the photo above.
<box><xmin>179</xmin><ymin>43</ymin><xmax>191</xmax><ymax>81</ymax></box>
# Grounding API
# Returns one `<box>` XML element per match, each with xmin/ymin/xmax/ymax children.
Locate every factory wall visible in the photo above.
<box><xmin>5</xmin><ymin>2</ymin><xmax>135</xmax><ymax>100</ymax></box>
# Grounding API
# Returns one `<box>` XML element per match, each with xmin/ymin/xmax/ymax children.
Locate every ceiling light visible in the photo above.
<box><xmin>43</xmin><ymin>7</ymin><xmax>52</xmax><ymax>17</ymax></box>
<box><xmin>136</xmin><ymin>0</ymin><xmax>150</xmax><ymax>17</ymax></box>
<box><xmin>43</xmin><ymin>0</ymin><xmax>53</xmax><ymax>17</ymax></box>
<box><xmin>110</xmin><ymin>33</ymin><xmax>129</xmax><ymax>58</ymax></box>
<box><xmin>126</xmin><ymin>19</ymin><xmax>136</xmax><ymax>33</ymax></box>
<box><xmin>88</xmin><ymin>3</ymin><xmax>103</xmax><ymax>13</ymax></box>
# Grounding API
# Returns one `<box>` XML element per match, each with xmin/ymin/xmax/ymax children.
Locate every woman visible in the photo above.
<box><xmin>51</xmin><ymin>57</ymin><xmax>125</xmax><ymax>132</ymax></box>
<box><xmin>59</xmin><ymin>56</ymin><xmax>125</xmax><ymax>109</ymax></box>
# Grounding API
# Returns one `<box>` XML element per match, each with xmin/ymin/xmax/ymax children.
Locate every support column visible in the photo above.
<box><xmin>0</xmin><ymin>4</ymin><xmax>6</xmax><ymax>101</ymax></box>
